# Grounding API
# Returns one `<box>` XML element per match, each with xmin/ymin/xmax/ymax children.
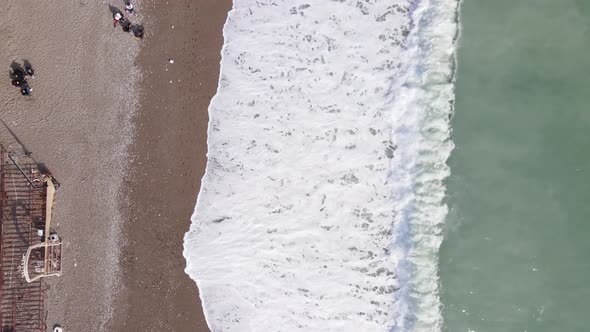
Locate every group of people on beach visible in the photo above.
<box><xmin>8</xmin><ymin>1</ymin><xmax>143</xmax><ymax>97</ymax></box>
<box><xmin>9</xmin><ymin>61</ymin><xmax>34</xmax><ymax>96</ymax></box>
<box><xmin>112</xmin><ymin>1</ymin><xmax>144</xmax><ymax>39</ymax></box>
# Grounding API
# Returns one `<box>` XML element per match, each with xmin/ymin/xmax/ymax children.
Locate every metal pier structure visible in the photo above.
<box><xmin>0</xmin><ymin>145</ymin><xmax>62</xmax><ymax>332</ymax></box>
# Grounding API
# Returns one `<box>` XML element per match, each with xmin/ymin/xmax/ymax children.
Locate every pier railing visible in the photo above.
<box><xmin>0</xmin><ymin>145</ymin><xmax>62</xmax><ymax>332</ymax></box>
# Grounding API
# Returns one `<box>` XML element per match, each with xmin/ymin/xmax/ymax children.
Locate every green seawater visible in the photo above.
<box><xmin>439</xmin><ymin>0</ymin><xmax>590</xmax><ymax>331</ymax></box>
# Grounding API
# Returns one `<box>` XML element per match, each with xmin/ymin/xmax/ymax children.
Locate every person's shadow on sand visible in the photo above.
<box><xmin>108</xmin><ymin>4</ymin><xmax>123</xmax><ymax>17</ymax></box>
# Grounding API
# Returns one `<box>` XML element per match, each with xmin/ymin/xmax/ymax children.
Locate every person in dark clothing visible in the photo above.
<box><xmin>10</xmin><ymin>67</ymin><xmax>25</xmax><ymax>81</ymax></box>
<box><xmin>132</xmin><ymin>24</ymin><xmax>144</xmax><ymax>39</ymax></box>
<box><xmin>23</xmin><ymin>60</ymin><xmax>34</xmax><ymax>78</ymax></box>
<box><xmin>9</xmin><ymin>63</ymin><xmax>33</xmax><ymax>95</ymax></box>
<box><xmin>25</xmin><ymin>66</ymin><xmax>34</xmax><ymax>78</ymax></box>
<box><xmin>120</xmin><ymin>17</ymin><xmax>131</xmax><ymax>32</ymax></box>
<box><xmin>20</xmin><ymin>81</ymin><xmax>32</xmax><ymax>96</ymax></box>
<box><xmin>10</xmin><ymin>66</ymin><xmax>26</xmax><ymax>93</ymax></box>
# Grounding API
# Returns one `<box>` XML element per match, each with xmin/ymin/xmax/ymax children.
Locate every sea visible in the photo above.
<box><xmin>184</xmin><ymin>0</ymin><xmax>589</xmax><ymax>331</ymax></box>
<box><xmin>440</xmin><ymin>0</ymin><xmax>590</xmax><ymax>331</ymax></box>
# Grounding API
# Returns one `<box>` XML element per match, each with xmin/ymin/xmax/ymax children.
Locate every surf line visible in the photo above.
<box><xmin>386</xmin><ymin>0</ymin><xmax>460</xmax><ymax>330</ymax></box>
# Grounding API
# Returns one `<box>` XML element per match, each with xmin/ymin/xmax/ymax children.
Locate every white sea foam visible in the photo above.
<box><xmin>184</xmin><ymin>0</ymin><xmax>459</xmax><ymax>331</ymax></box>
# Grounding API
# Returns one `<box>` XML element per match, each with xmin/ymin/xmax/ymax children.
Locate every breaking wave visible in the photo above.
<box><xmin>184</xmin><ymin>0</ymin><xmax>459</xmax><ymax>331</ymax></box>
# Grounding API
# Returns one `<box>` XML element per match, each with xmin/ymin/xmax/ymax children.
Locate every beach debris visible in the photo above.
<box><xmin>53</xmin><ymin>324</ymin><xmax>63</xmax><ymax>332</ymax></box>
<box><xmin>169</xmin><ymin>59</ymin><xmax>174</xmax><ymax>64</ymax></box>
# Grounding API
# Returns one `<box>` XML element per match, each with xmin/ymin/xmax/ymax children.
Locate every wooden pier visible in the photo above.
<box><xmin>0</xmin><ymin>146</ymin><xmax>62</xmax><ymax>331</ymax></box>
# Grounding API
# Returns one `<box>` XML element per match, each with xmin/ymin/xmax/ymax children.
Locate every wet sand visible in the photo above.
<box><xmin>110</xmin><ymin>1</ymin><xmax>231</xmax><ymax>331</ymax></box>
<box><xmin>0</xmin><ymin>0</ymin><xmax>230</xmax><ymax>330</ymax></box>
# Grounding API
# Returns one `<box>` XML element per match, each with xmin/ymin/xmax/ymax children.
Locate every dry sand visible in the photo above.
<box><xmin>1</xmin><ymin>1</ymin><xmax>140</xmax><ymax>330</ymax></box>
<box><xmin>0</xmin><ymin>0</ymin><xmax>230</xmax><ymax>331</ymax></box>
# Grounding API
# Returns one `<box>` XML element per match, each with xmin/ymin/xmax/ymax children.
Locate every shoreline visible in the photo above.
<box><xmin>0</xmin><ymin>1</ymin><xmax>230</xmax><ymax>330</ymax></box>
<box><xmin>110</xmin><ymin>1</ymin><xmax>231</xmax><ymax>331</ymax></box>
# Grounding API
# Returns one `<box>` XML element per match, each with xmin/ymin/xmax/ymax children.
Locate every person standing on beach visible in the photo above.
<box><xmin>23</xmin><ymin>60</ymin><xmax>34</xmax><ymax>79</ymax></box>
<box><xmin>132</xmin><ymin>24</ymin><xmax>144</xmax><ymax>39</ymax></box>
<box><xmin>120</xmin><ymin>17</ymin><xmax>132</xmax><ymax>32</ymax></box>
<box><xmin>113</xmin><ymin>12</ymin><xmax>123</xmax><ymax>27</ymax></box>
<box><xmin>19</xmin><ymin>81</ymin><xmax>32</xmax><ymax>96</ymax></box>
<box><xmin>24</xmin><ymin>65</ymin><xmax>34</xmax><ymax>78</ymax></box>
<box><xmin>124</xmin><ymin>1</ymin><xmax>135</xmax><ymax>15</ymax></box>
<box><xmin>10</xmin><ymin>66</ymin><xmax>24</xmax><ymax>82</ymax></box>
